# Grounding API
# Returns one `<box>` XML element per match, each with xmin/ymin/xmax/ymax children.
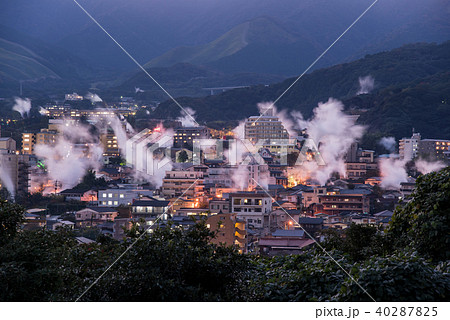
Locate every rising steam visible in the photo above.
<box><xmin>379</xmin><ymin>136</ymin><xmax>396</xmax><ymax>153</ymax></box>
<box><xmin>12</xmin><ymin>97</ymin><xmax>31</xmax><ymax>118</ymax></box>
<box><xmin>357</xmin><ymin>75</ymin><xmax>375</xmax><ymax>95</ymax></box>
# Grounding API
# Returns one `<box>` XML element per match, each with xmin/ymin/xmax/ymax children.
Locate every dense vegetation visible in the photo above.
<box><xmin>0</xmin><ymin>167</ymin><xmax>449</xmax><ymax>301</ymax></box>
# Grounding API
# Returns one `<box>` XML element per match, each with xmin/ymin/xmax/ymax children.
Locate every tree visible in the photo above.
<box><xmin>0</xmin><ymin>200</ymin><xmax>25</xmax><ymax>245</ymax></box>
<box><xmin>388</xmin><ymin>166</ymin><xmax>450</xmax><ymax>261</ymax></box>
<box><xmin>177</xmin><ymin>150</ymin><xmax>189</xmax><ymax>163</ymax></box>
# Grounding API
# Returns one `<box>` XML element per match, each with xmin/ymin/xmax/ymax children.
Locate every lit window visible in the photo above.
<box><xmin>119</xmin><ymin>194</ymin><xmax>124</xmax><ymax>198</ymax></box>
<box><xmin>108</xmin><ymin>193</ymin><xmax>112</xmax><ymax>198</ymax></box>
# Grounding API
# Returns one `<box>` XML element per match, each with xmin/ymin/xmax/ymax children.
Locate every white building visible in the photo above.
<box><xmin>230</xmin><ymin>192</ymin><xmax>272</xmax><ymax>229</ymax></box>
<box><xmin>399</xmin><ymin>132</ymin><xmax>421</xmax><ymax>161</ymax></box>
<box><xmin>98</xmin><ymin>185</ymin><xmax>153</xmax><ymax>207</ymax></box>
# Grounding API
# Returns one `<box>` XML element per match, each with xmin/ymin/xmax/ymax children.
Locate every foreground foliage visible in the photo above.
<box><xmin>0</xmin><ymin>168</ymin><xmax>449</xmax><ymax>301</ymax></box>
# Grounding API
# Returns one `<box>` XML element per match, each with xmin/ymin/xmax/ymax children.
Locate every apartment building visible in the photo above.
<box><xmin>173</xmin><ymin>126</ymin><xmax>211</xmax><ymax>148</ymax></box>
<box><xmin>161</xmin><ymin>170</ymin><xmax>204</xmax><ymax>198</ymax></box>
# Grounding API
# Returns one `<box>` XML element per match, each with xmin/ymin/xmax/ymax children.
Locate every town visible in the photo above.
<box><xmin>1</xmin><ymin>93</ymin><xmax>448</xmax><ymax>256</ymax></box>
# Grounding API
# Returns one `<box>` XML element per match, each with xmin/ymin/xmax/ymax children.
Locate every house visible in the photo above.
<box><xmin>51</xmin><ymin>220</ymin><xmax>75</xmax><ymax>230</ymax></box>
<box><xmin>98</xmin><ymin>167</ymin><xmax>123</xmax><ymax>180</ymax></box>
<box><xmin>75</xmin><ymin>207</ymin><xmax>118</xmax><ymax>227</ymax></box>
<box><xmin>131</xmin><ymin>198</ymin><xmax>170</xmax><ymax>220</ymax></box>
<box><xmin>98</xmin><ymin>186</ymin><xmax>154</xmax><ymax>207</ymax></box>
<box><xmin>59</xmin><ymin>188</ymin><xmax>98</xmax><ymax>203</ymax></box>
<box><xmin>298</xmin><ymin>217</ymin><xmax>324</xmax><ymax>235</ymax></box>
<box><xmin>258</xmin><ymin>229</ymin><xmax>315</xmax><ymax>256</ymax></box>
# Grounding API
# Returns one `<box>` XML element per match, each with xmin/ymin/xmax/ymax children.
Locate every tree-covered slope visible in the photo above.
<box><xmin>153</xmin><ymin>41</ymin><xmax>450</xmax><ymax>139</ymax></box>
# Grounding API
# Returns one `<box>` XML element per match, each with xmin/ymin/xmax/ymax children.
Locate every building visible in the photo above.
<box><xmin>130</xmin><ymin>198</ymin><xmax>170</xmax><ymax>219</ymax></box>
<box><xmin>230</xmin><ymin>192</ymin><xmax>272</xmax><ymax>231</ymax></box>
<box><xmin>59</xmin><ymin>188</ymin><xmax>98</xmax><ymax>202</ymax></box>
<box><xmin>399</xmin><ymin>132</ymin><xmax>421</xmax><ymax>161</ymax></box>
<box><xmin>65</xmin><ymin>92</ymin><xmax>84</xmax><ymax>101</ymax></box>
<box><xmin>209</xmin><ymin>198</ymin><xmax>231</xmax><ymax>214</ymax></box>
<box><xmin>173</xmin><ymin>126</ymin><xmax>211</xmax><ymax>148</ymax></box>
<box><xmin>206</xmin><ymin>213</ymin><xmax>247</xmax><ymax>253</ymax></box>
<box><xmin>0</xmin><ymin>137</ymin><xmax>30</xmax><ymax>197</ymax></box>
<box><xmin>244</xmin><ymin>111</ymin><xmax>289</xmax><ymax>144</ymax></box>
<box><xmin>318</xmin><ymin>189</ymin><xmax>371</xmax><ymax>215</ymax></box>
<box><xmin>161</xmin><ymin>169</ymin><xmax>204</xmax><ymax>198</ymax></box>
<box><xmin>418</xmin><ymin>139</ymin><xmax>450</xmax><ymax>162</ymax></box>
<box><xmin>100</xmin><ymin>132</ymin><xmax>120</xmax><ymax>157</ymax></box>
<box><xmin>298</xmin><ymin>217</ymin><xmax>324</xmax><ymax>235</ymax></box>
<box><xmin>75</xmin><ymin>207</ymin><xmax>119</xmax><ymax>227</ymax></box>
<box><xmin>258</xmin><ymin>229</ymin><xmax>315</xmax><ymax>256</ymax></box>
<box><xmin>22</xmin><ymin>129</ymin><xmax>58</xmax><ymax>155</ymax></box>
<box><xmin>98</xmin><ymin>186</ymin><xmax>153</xmax><ymax>207</ymax></box>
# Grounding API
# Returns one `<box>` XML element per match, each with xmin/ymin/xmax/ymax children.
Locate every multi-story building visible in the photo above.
<box><xmin>161</xmin><ymin>170</ymin><xmax>204</xmax><ymax>198</ymax></box>
<box><xmin>399</xmin><ymin>132</ymin><xmax>421</xmax><ymax>161</ymax></box>
<box><xmin>130</xmin><ymin>198</ymin><xmax>170</xmax><ymax>219</ymax></box>
<box><xmin>418</xmin><ymin>139</ymin><xmax>450</xmax><ymax>162</ymax></box>
<box><xmin>230</xmin><ymin>192</ymin><xmax>272</xmax><ymax>230</ymax></box>
<box><xmin>318</xmin><ymin>189</ymin><xmax>371</xmax><ymax>215</ymax></box>
<box><xmin>209</xmin><ymin>198</ymin><xmax>231</xmax><ymax>214</ymax></box>
<box><xmin>22</xmin><ymin>129</ymin><xmax>57</xmax><ymax>155</ymax></box>
<box><xmin>0</xmin><ymin>137</ymin><xmax>30</xmax><ymax>198</ymax></box>
<box><xmin>98</xmin><ymin>185</ymin><xmax>154</xmax><ymax>207</ymax></box>
<box><xmin>173</xmin><ymin>126</ymin><xmax>211</xmax><ymax>148</ymax></box>
<box><xmin>244</xmin><ymin>111</ymin><xmax>289</xmax><ymax>144</ymax></box>
<box><xmin>206</xmin><ymin>213</ymin><xmax>247</xmax><ymax>253</ymax></box>
<box><xmin>100</xmin><ymin>132</ymin><xmax>120</xmax><ymax>157</ymax></box>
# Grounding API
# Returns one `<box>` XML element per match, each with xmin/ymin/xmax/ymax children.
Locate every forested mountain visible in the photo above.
<box><xmin>1</xmin><ymin>0</ymin><xmax>448</xmax><ymax>73</ymax></box>
<box><xmin>153</xmin><ymin>42</ymin><xmax>450</xmax><ymax>140</ymax></box>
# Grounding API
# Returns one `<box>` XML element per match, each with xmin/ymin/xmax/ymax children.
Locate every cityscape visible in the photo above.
<box><xmin>0</xmin><ymin>0</ymin><xmax>449</xmax><ymax>310</ymax></box>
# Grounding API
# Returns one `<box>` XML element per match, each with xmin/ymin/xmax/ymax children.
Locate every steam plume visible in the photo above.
<box><xmin>12</xmin><ymin>97</ymin><xmax>31</xmax><ymax>118</ymax></box>
<box><xmin>357</xmin><ymin>75</ymin><xmax>375</xmax><ymax>95</ymax></box>
<box><xmin>34</xmin><ymin>121</ymin><xmax>103</xmax><ymax>189</ymax></box>
<box><xmin>0</xmin><ymin>167</ymin><xmax>15</xmax><ymax>199</ymax></box>
<box><xmin>415</xmin><ymin>159</ymin><xmax>446</xmax><ymax>174</ymax></box>
<box><xmin>177</xmin><ymin>107</ymin><xmax>197</xmax><ymax>127</ymax></box>
<box><xmin>379</xmin><ymin>158</ymin><xmax>407</xmax><ymax>189</ymax></box>
<box><xmin>85</xmin><ymin>92</ymin><xmax>103</xmax><ymax>103</ymax></box>
<box><xmin>379</xmin><ymin>136</ymin><xmax>396</xmax><ymax>153</ymax></box>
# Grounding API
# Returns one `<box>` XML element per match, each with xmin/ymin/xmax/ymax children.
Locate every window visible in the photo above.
<box><xmin>114</xmin><ymin>201</ymin><xmax>118</xmax><ymax>206</ymax></box>
<box><xmin>234</xmin><ymin>199</ymin><xmax>241</xmax><ymax>205</ymax></box>
<box><xmin>119</xmin><ymin>194</ymin><xmax>124</xmax><ymax>198</ymax></box>
<box><xmin>102</xmin><ymin>193</ymin><xmax>107</xmax><ymax>198</ymax></box>
<box><xmin>108</xmin><ymin>193</ymin><xmax>112</xmax><ymax>198</ymax></box>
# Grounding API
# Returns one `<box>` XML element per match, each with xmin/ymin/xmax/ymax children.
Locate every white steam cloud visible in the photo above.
<box><xmin>357</xmin><ymin>75</ymin><xmax>375</xmax><ymax>95</ymax></box>
<box><xmin>135</xmin><ymin>87</ymin><xmax>145</xmax><ymax>93</ymax></box>
<box><xmin>0</xmin><ymin>167</ymin><xmax>15</xmax><ymax>199</ymax></box>
<box><xmin>379</xmin><ymin>136</ymin><xmax>396</xmax><ymax>153</ymax></box>
<box><xmin>177</xmin><ymin>107</ymin><xmax>197</xmax><ymax>127</ymax></box>
<box><xmin>34</xmin><ymin>122</ymin><xmax>103</xmax><ymax>189</ymax></box>
<box><xmin>379</xmin><ymin>158</ymin><xmax>407</xmax><ymax>189</ymax></box>
<box><xmin>292</xmin><ymin>98</ymin><xmax>365</xmax><ymax>185</ymax></box>
<box><xmin>85</xmin><ymin>92</ymin><xmax>103</xmax><ymax>103</ymax></box>
<box><xmin>12</xmin><ymin>97</ymin><xmax>31</xmax><ymax>118</ymax></box>
<box><xmin>415</xmin><ymin>159</ymin><xmax>446</xmax><ymax>175</ymax></box>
